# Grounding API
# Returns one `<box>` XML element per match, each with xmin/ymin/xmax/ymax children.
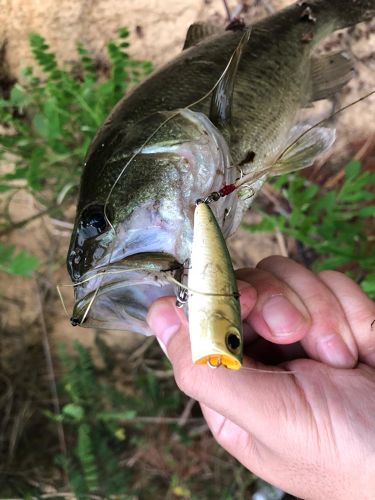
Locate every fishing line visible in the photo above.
<box><xmin>103</xmin><ymin>27</ymin><xmax>252</xmax><ymax>225</ymax></box>
<box><xmin>168</xmin><ymin>275</ymin><xmax>239</xmax><ymax>298</ymax></box>
<box><xmin>77</xmin><ymin>28</ymin><xmax>252</xmax><ymax>323</ymax></box>
<box><xmin>240</xmin><ymin>366</ymin><xmax>296</xmax><ymax>375</ymax></box>
<box><xmin>58</xmin><ymin>265</ymin><xmax>176</xmax><ymax>318</ymax></box>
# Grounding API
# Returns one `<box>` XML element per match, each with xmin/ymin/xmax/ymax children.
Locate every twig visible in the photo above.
<box><xmin>324</xmin><ymin>132</ymin><xmax>375</xmax><ymax>189</ymax></box>
<box><xmin>178</xmin><ymin>398</ymin><xmax>196</xmax><ymax>427</ymax></box>
<box><xmin>261</xmin><ymin>183</ymin><xmax>289</xmax><ymax>216</ymax></box>
<box><xmin>188</xmin><ymin>422</ymin><xmax>209</xmax><ymax>437</ymax></box>
<box><xmin>256</xmin><ymin>0</ymin><xmax>274</xmax><ymax>15</ymax></box>
<box><xmin>128</xmin><ymin>336</ymin><xmax>155</xmax><ymax>364</ymax></box>
<box><xmin>275</xmin><ymin>228</ymin><xmax>288</xmax><ymax>257</ymax></box>
<box><xmin>143</xmin><ymin>365</ymin><xmax>174</xmax><ymax>379</ymax></box>
<box><xmin>35</xmin><ymin>281</ymin><xmax>67</xmax><ymax>459</ymax></box>
<box><xmin>0</xmin><ymin>205</ymin><xmax>59</xmax><ymax>237</ymax></box>
<box><xmin>50</xmin><ymin>218</ymin><xmax>74</xmax><ymax>229</ymax></box>
<box><xmin>222</xmin><ymin>0</ymin><xmax>232</xmax><ymax>21</ymax></box>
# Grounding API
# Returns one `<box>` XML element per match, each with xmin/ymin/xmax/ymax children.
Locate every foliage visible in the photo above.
<box><xmin>244</xmin><ymin>160</ymin><xmax>375</xmax><ymax>297</ymax></box>
<box><xmin>0</xmin><ymin>28</ymin><xmax>152</xmax><ymax>275</ymax></box>
<box><xmin>46</xmin><ymin>338</ymin><xmax>257</xmax><ymax>499</ymax></box>
<box><xmin>0</xmin><ymin>240</ymin><xmax>38</xmax><ymax>275</ymax></box>
<box><xmin>52</xmin><ymin>340</ymin><xmax>136</xmax><ymax>497</ymax></box>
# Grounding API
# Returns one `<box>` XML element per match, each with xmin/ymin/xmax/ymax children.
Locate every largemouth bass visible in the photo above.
<box><xmin>67</xmin><ymin>0</ymin><xmax>375</xmax><ymax>335</ymax></box>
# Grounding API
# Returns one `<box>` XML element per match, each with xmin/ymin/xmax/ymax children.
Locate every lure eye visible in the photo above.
<box><xmin>81</xmin><ymin>204</ymin><xmax>108</xmax><ymax>234</ymax></box>
<box><xmin>226</xmin><ymin>330</ymin><xmax>242</xmax><ymax>354</ymax></box>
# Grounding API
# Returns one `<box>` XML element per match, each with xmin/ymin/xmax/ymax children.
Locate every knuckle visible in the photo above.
<box><xmin>318</xmin><ymin>269</ymin><xmax>343</xmax><ymax>281</ymax></box>
<box><xmin>257</xmin><ymin>255</ymin><xmax>289</xmax><ymax>270</ymax></box>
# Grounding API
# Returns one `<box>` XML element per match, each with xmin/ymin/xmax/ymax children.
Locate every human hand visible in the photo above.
<box><xmin>147</xmin><ymin>256</ymin><xmax>375</xmax><ymax>499</ymax></box>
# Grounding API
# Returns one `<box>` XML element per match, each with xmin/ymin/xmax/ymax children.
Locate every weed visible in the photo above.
<box><xmin>0</xmin><ymin>28</ymin><xmax>152</xmax><ymax>275</ymax></box>
<box><xmin>244</xmin><ymin>160</ymin><xmax>375</xmax><ymax>297</ymax></box>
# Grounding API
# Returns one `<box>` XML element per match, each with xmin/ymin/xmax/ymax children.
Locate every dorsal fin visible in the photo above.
<box><xmin>183</xmin><ymin>22</ymin><xmax>222</xmax><ymax>50</ymax></box>
<box><xmin>209</xmin><ymin>28</ymin><xmax>251</xmax><ymax>129</ymax></box>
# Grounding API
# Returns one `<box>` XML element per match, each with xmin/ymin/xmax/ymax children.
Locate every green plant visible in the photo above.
<box><xmin>244</xmin><ymin>160</ymin><xmax>375</xmax><ymax>297</ymax></box>
<box><xmin>0</xmin><ymin>240</ymin><xmax>38</xmax><ymax>275</ymax></box>
<box><xmin>0</xmin><ymin>28</ymin><xmax>152</xmax><ymax>274</ymax></box>
<box><xmin>52</xmin><ymin>340</ymin><xmax>137</xmax><ymax>497</ymax></box>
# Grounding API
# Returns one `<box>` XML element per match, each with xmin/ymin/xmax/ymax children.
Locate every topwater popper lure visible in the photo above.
<box><xmin>187</xmin><ymin>201</ymin><xmax>243</xmax><ymax>370</ymax></box>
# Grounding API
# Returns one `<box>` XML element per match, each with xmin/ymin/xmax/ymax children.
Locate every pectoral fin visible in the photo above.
<box><xmin>183</xmin><ymin>22</ymin><xmax>222</xmax><ymax>50</ymax></box>
<box><xmin>310</xmin><ymin>52</ymin><xmax>354</xmax><ymax>101</ymax></box>
<box><xmin>209</xmin><ymin>28</ymin><xmax>251</xmax><ymax>129</ymax></box>
<box><xmin>271</xmin><ymin>125</ymin><xmax>336</xmax><ymax>175</ymax></box>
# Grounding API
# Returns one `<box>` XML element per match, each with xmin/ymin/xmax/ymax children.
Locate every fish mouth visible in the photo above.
<box><xmin>70</xmin><ymin>252</ymin><xmax>182</xmax><ymax>335</ymax></box>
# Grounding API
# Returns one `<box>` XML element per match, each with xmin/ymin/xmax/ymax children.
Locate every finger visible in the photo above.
<box><xmin>319</xmin><ymin>271</ymin><xmax>375</xmax><ymax>367</ymax></box>
<box><xmin>258</xmin><ymin>256</ymin><xmax>358</xmax><ymax>368</ymax></box>
<box><xmin>200</xmin><ymin>403</ymin><xmax>310</xmax><ymax>498</ymax></box>
<box><xmin>236</xmin><ymin>267</ymin><xmax>311</xmax><ymax>344</ymax></box>
<box><xmin>200</xmin><ymin>403</ymin><xmax>265</xmax><ymax>475</ymax></box>
<box><xmin>147</xmin><ymin>298</ymin><xmax>307</xmax><ymax>444</ymax></box>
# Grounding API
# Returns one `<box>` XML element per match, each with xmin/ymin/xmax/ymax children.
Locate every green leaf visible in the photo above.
<box><xmin>242</xmin><ymin>216</ymin><xmax>276</xmax><ymax>233</ymax></box>
<box><xmin>345</xmin><ymin>159</ymin><xmax>361</xmax><ymax>178</ymax></box>
<box><xmin>10</xmin><ymin>84</ymin><xmax>31</xmax><ymax>108</ymax></box>
<box><xmin>358</xmin><ymin>205</ymin><xmax>375</xmax><ymax>217</ymax></box>
<box><xmin>6</xmin><ymin>250</ymin><xmax>39</xmax><ymax>276</ymax></box>
<box><xmin>63</xmin><ymin>403</ymin><xmax>84</xmax><ymax>420</ymax></box>
<box><xmin>316</xmin><ymin>255</ymin><xmax>350</xmax><ymax>269</ymax></box>
<box><xmin>361</xmin><ymin>274</ymin><xmax>375</xmax><ymax>297</ymax></box>
<box><xmin>303</xmin><ymin>183</ymin><xmax>319</xmax><ymax>201</ymax></box>
<box><xmin>0</xmin><ymin>243</ymin><xmax>39</xmax><ymax>276</ymax></box>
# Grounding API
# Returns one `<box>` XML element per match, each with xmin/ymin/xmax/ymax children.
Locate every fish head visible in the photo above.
<box><xmin>67</xmin><ymin>109</ymin><xmax>242</xmax><ymax>335</ymax></box>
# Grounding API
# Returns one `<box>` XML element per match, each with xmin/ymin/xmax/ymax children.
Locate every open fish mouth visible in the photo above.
<box><xmin>70</xmin><ymin>252</ymin><xmax>182</xmax><ymax>335</ymax></box>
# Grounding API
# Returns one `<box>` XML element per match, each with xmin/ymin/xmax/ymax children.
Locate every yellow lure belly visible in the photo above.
<box><xmin>188</xmin><ymin>202</ymin><xmax>243</xmax><ymax>370</ymax></box>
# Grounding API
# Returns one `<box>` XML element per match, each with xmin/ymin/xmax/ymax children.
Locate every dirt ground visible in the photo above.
<box><xmin>0</xmin><ymin>0</ymin><xmax>374</xmax><ymax>352</ymax></box>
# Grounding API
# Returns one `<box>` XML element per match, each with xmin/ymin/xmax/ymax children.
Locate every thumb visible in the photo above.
<box><xmin>147</xmin><ymin>296</ymin><xmax>188</xmax><ymax>355</ymax></box>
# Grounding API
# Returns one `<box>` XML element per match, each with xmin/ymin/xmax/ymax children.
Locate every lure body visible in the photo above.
<box><xmin>188</xmin><ymin>202</ymin><xmax>242</xmax><ymax>370</ymax></box>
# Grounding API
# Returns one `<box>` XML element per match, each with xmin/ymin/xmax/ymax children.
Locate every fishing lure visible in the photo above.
<box><xmin>188</xmin><ymin>201</ymin><xmax>243</xmax><ymax>370</ymax></box>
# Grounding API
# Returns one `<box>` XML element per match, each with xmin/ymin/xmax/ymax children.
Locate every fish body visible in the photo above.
<box><xmin>188</xmin><ymin>202</ymin><xmax>242</xmax><ymax>370</ymax></box>
<box><xmin>67</xmin><ymin>0</ymin><xmax>375</xmax><ymax>334</ymax></box>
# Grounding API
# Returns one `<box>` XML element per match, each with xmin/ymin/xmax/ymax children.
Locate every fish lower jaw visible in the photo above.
<box><xmin>71</xmin><ymin>253</ymin><xmax>181</xmax><ymax>335</ymax></box>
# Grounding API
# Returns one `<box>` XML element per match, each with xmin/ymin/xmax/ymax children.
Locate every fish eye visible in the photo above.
<box><xmin>81</xmin><ymin>204</ymin><xmax>108</xmax><ymax>234</ymax></box>
<box><xmin>226</xmin><ymin>330</ymin><xmax>242</xmax><ymax>354</ymax></box>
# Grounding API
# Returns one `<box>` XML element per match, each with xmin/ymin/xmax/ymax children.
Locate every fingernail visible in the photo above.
<box><xmin>147</xmin><ymin>300</ymin><xmax>181</xmax><ymax>348</ymax></box>
<box><xmin>317</xmin><ymin>334</ymin><xmax>356</xmax><ymax>368</ymax></box>
<box><xmin>262</xmin><ymin>295</ymin><xmax>305</xmax><ymax>337</ymax></box>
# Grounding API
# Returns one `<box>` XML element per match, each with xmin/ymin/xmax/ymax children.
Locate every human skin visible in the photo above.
<box><xmin>147</xmin><ymin>256</ymin><xmax>375</xmax><ymax>500</ymax></box>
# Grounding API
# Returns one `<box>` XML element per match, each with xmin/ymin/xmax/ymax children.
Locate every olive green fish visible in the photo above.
<box><xmin>67</xmin><ymin>0</ymin><xmax>375</xmax><ymax>335</ymax></box>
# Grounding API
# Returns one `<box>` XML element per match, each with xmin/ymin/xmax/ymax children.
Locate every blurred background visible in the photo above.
<box><xmin>0</xmin><ymin>0</ymin><xmax>374</xmax><ymax>497</ymax></box>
